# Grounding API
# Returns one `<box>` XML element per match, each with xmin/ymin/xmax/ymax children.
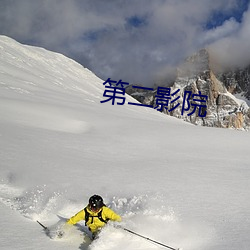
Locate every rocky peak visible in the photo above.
<box><xmin>173</xmin><ymin>49</ymin><xmax>250</xmax><ymax>129</ymax></box>
<box><xmin>127</xmin><ymin>48</ymin><xmax>250</xmax><ymax>130</ymax></box>
<box><xmin>177</xmin><ymin>48</ymin><xmax>210</xmax><ymax>78</ymax></box>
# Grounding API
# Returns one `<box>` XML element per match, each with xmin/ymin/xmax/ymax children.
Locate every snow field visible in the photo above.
<box><xmin>0</xmin><ymin>36</ymin><xmax>250</xmax><ymax>250</ymax></box>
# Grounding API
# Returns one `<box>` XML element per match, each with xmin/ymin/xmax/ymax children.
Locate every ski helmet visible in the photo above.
<box><xmin>89</xmin><ymin>195</ymin><xmax>104</xmax><ymax>210</ymax></box>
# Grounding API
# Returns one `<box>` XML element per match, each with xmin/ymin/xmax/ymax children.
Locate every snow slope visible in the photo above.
<box><xmin>0</xmin><ymin>36</ymin><xmax>250</xmax><ymax>250</ymax></box>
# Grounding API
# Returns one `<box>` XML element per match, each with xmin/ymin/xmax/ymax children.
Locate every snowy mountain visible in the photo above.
<box><xmin>173</xmin><ymin>49</ymin><xmax>250</xmax><ymax>129</ymax></box>
<box><xmin>127</xmin><ymin>49</ymin><xmax>250</xmax><ymax>130</ymax></box>
<box><xmin>0</xmin><ymin>36</ymin><xmax>250</xmax><ymax>250</ymax></box>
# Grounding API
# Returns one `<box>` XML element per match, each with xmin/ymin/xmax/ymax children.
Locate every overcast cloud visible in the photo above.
<box><xmin>0</xmin><ymin>0</ymin><xmax>249</xmax><ymax>86</ymax></box>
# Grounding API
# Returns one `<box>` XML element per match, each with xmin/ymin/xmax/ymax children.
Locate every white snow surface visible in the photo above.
<box><xmin>0</xmin><ymin>36</ymin><xmax>250</xmax><ymax>250</ymax></box>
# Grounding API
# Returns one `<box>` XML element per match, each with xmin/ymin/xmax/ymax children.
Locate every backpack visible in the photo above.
<box><xmin>84</xmin><ymin>206</ymin><xmax>109</xmax><ymax>226</ymax></box>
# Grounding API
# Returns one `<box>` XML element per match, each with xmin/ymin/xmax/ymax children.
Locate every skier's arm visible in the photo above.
<box><xmin>67</xmin><ymin>209</ymin><xmax>85</xmax><ymax>225</ymax></box>
<box><xmin>104</xmin><ymin>207</ymin><xmax>122</xmax><ymax>222</ymax></box>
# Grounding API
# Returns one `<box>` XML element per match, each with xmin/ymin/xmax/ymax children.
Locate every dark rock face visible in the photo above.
<box><xmin>217</xmin><ymin>66</ymin><xmax>250</xmax><ymax>100</ymax></box>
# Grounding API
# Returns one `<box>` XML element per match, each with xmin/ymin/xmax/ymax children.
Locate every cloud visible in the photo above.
<box><xmin>209</xmin><ymin>4</ymin><xmax>250</xmax><ymax>69</ymax></box>
<box><xmin>200</xmin><ymin>18</ymin><xmax>240</xmax><ymax>45</ymax></box>
<box><xmin>0</xmin><ymin>0</ymin><xmax>249</xmax><ymax>86</ymax></box>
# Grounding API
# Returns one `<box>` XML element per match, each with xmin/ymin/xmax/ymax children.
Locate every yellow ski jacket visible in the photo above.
<box><xmin>67</xmin><ymin>206</ymin><xmax>121</xmax><ymax>233</ymax></box>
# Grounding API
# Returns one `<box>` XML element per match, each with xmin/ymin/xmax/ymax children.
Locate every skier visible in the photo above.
<box><xmin>66</xmin><ymin>194</ymin><xmax>121</xmax><ymax>239</ymax></box>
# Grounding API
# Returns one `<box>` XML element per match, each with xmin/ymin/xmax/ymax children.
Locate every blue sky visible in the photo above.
<box><xmin>0</xmin><ymin>0</ymin><xmax>249</xmax><ymax>86</ymax></box>
<box><xmin>206</xmin><ymin>0</ymin><xmax>249</xmax><ymax>28</ymax></box>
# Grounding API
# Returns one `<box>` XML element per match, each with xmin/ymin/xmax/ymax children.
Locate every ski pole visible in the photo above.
<box><xmin>122</xmin><ymin>227</ymin><xmax>180</xmax><ymax>250</ymax></box>
<box><xmin>37</xmin><ymin>220</ymin><xmax>48</xmax><ymax>231</ymax></box>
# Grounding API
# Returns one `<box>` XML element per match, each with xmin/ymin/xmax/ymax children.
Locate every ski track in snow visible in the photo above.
<box><xmin>0</xmin><ymin>99</ymin><xmax>91</xmax><ymax>134</ymax></box>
